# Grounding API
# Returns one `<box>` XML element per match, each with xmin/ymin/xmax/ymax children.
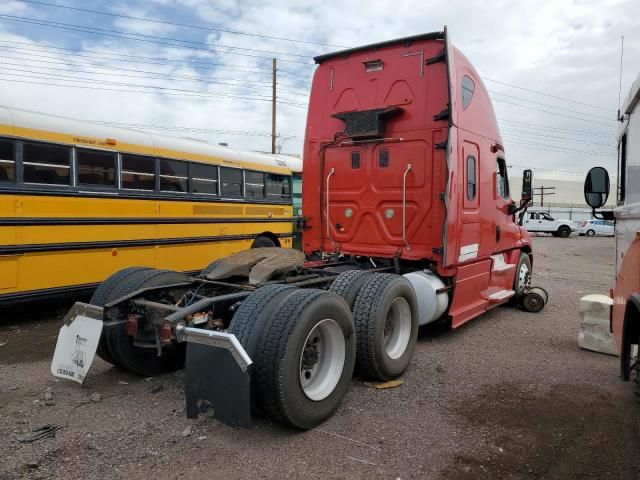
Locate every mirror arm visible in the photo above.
<box><xmin>591</xmin><ymin>208</ymin><xmax>615</xmax><ymax>221</ymax></box>
<box><xmin>508</xmin><ymin>198</ymin><xmax>532</xmax><ymax>215</ymax></box>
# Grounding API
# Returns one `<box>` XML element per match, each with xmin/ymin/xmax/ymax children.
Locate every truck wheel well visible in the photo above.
<box><xmin>621</xmin><ymin>293</ymin><xmax>640</xmax><ymax>380</ymax></box>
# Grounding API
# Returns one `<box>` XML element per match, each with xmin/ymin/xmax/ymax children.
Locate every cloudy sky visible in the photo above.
<box><xmin>0</xmin><ymin>0</ymin><xmax>638</xmax><ymax>179</ymax></box>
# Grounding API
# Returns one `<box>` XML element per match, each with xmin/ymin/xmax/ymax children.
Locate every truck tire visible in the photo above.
<box><xmin>558</xmin><ymin>226</ymin><xmax>571</xmax><ymax>238</ymax></box>
<box><xmin>352</xmin><ymin>273</ymin><xmax>418</xmax><ymax>381</ymax></box>
<box><xmin>328</xmin><ymin>270</ymin><xmax>373</xmax><ymax>310</ymax></box>
<box><xmin>228</xmin><ymin>284</ymin><xmax>298</xmax><ymax>366</ymax></box>
<box><xmin>104</xmin><ymin>269</ymin><xmax>189</xmax><ymax>376</ymax></box>
<box><xmin>513</xmin><ymin>252</ymin><xmax>532</xmax><ymax>299</ymax></box>
<box><xmin>251</xmin><ymin>235</ymin><xmax>277</xmax><ymax>248</ymax></box>
<box><xmin>90</xmin><ymin>266</ymin><xmax>152</xmax><ymax>365</ymax></box>
<box><xmin>254</xmin><ymin>289</ymin><xmax>356</xmax><ymax>429</ymax></box>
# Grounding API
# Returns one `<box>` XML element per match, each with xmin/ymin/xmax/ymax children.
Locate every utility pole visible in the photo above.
<box><xmin>271</xmin><ymin>58</ymin><xmax>277</xmax><ymax>154</ymax></box>
<box><xmin>533</xmin><ymin>186</ymin><xmax>555</xmax><ymax>207</ymax></box>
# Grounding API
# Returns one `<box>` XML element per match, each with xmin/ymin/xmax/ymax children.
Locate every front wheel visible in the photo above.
<box><xmin>513</xmin><ymin>252</ymin><xmax>532</xmax><ymax>299</ymax></box>
<box><xmin>558</xmin><ymin>226</ymin><xmax>571</xmax><ymax>238</ymax></box>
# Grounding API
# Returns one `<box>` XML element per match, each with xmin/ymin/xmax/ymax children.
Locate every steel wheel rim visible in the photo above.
<box><xmin>517</xmin><ymin>262</ymin><xmax>530</xmax><ymax>294</ymax></box>
<box><xmin>299</xmin><ymin>318</ymin><xmax>345</xmax><ymax>401</ymax></box>
<box><xmin>384</xmin><ymin>297</ymin><xmax>412</xmax><ymax>360</ymax></box>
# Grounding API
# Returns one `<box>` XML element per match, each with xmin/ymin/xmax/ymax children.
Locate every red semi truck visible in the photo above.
<box><xmin>52</xmin><ymin>29</ymin><xmax>546</xmax><ymax>428</ymax></box>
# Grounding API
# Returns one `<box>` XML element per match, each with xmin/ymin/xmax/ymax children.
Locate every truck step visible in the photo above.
<box><xmin>483</xmin><ymin>288</ymin><xmax>515</xmax><ymax>302</ymax></box>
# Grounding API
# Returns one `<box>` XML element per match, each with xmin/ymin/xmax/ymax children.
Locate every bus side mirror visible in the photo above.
<box><xmin>584</xmin><ymin>167</ymin><xmax>610</xmax><ymax>209</ymax></box>
<box><xmin>521</xmin><ymin>169</ymin><xmax>533</xmax><ymax>204</ymax></box>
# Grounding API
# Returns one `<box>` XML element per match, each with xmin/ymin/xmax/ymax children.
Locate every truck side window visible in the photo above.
<box><xmin>496</xmin><ymin>158</ymin><xmax>509</xmax><ymax>199</ymax></box>
<box><xmin>466</xmin><ymin>155</ymin><xmax>476</xmax><ymax>200</ymax></box>
<box><xmin>618</xmin><ymin>133</ymin><xmax>627</xmax><ymax>204</ymax></box>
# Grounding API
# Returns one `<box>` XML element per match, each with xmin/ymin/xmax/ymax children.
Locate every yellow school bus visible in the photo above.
<box><xmin>0</xmin><ymin>106</ymin><xmax>297</xmax><ymax>302</ymax></box>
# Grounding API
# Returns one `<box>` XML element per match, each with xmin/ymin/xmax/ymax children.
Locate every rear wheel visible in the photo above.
<box><xmin>90</xmin><ymin>266</ymin><xmax>152</xmax><ymax>364</ymax></box>
<box><xmin>254</xmin><ymin>289</ymin><xmax>356</xmax><ymax>429</ymax></box>
<box><xmin>586</xmin><ymin>229</ymin><xmax>596</xmax><ymax>237</ymax></box>
<box><xmin>558</xmin><ymin>226</ymin><xmax>571</xmax><ymax>238</ymax></box>
<box><xmin>328</xmin><ymin>270</ymin><xmax>373</xmax><ymax>309</ymax></box>
<box><xmin>104</xmin><ymin>269</ymin><xmax>189</xmax><ymax>376</ymax></box>
<box><xmin>352</xmin><ymin>273</ymin><xmax>418</xmax><ymax>381</ymax></box>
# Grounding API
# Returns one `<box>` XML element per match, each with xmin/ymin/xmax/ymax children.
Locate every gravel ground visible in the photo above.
<box><xmin>1</xmin><ymin>236</ymin><xmax>639</xmax><ymax>479</ymax></box>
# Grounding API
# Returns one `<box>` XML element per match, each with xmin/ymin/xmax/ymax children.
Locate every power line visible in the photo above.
<box><xmin>0</xmin><ymin>57</ymin><xmax>309</xmax><ymax>97</ymax></box>
<box><xmin>501</xmin><ymin>128</ymin><xmax>615</xmax><ymax>147</ymax></box>
<box><xmin>506</xmin><ymin>139</ymin><xmax>616</xmax><ymax>157</ymax></box>
<box><xmin>18</xmin><ymin>0</ymin><xmax>345</xmax><ymax>49</ymax></box>
<box><xmin>0</xmin><ymin>76</ymin><xmax>308</xmax><ymax>108</ymax></box>
<box><xmin>0</xmin><ymin>39</ymin><xmax>277</xmax><ymax>73</ymax></box>
<box><xmin>93</xmin><ymin>121</ymin><xmax>302</xmax><ymax>139</ymax></box>
<box><xmin>0</xmin><ymin>14</ymin><xmax>315</xmax><ymax>65</ymax></box>
<box><xmin>482</xmin><ymin>77</ymin><xmax>615</xmax><ymax>112</ymax></box>
<box><xmin>489</xmin><ymin>90</ymin><xmax>615</xmax><ymax>121</ymax></box>
<box><xmin>0</xmin><ymin>42</ymin><xmax>310</xmax><ymax>91</ymax></box>
<box><xmin>492</xmin><ymin>98</ymin><xmax>616</xmax><ymax>127</ymax></box>
<box><xmin>499</xmin><ymin>118</ymin><xmax>615</xmax><ymax>137</ymax></box>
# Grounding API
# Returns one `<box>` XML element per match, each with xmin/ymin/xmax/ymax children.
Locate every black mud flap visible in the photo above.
<box><xmin>178</xmin><ymin>326</ymin><xmax>252</xmax><ymax>428</ymax></box>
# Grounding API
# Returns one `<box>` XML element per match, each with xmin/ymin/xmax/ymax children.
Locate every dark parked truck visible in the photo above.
<box><xmin>52</xmin><ymin>29</ymin><xmax>546</xmax><ymax>429</ymax></box>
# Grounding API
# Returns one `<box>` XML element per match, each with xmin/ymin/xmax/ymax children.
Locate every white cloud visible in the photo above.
<box><xmin>0</xmin><ymin>0</ymin><xmax>637</xmax><ymax>170</ymax></box>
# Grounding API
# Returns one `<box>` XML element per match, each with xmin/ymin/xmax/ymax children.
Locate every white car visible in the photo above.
<box><xmin>520</xmin><ymin>210</ymin><xmax>576</xmax><ymax>238</ymax></box>
<box><xmin>578</xmin><ymin>219</ymin><xmax>615</xmax><ymax>237</ymax></box>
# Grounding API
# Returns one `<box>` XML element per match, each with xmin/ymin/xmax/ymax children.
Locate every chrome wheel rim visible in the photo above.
<box><xmin>384</xmin><ymin>297</ymin><xmax>412</xmax><ymax>360</ymax></box>
<box><xmin>517</xmin><ymin>262</ymin><xmax>530</xmax><ymax>295</ymax></box>
<box><xmin>299</xmin><ymin>318</ymin><xmax>345</xmax><ymax>401</ymax></box>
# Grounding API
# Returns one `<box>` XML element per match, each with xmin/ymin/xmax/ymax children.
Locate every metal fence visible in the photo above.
<box><xmin>533</xmin><ymin>206</ymin><xmax>596</xmax><ymax>223</ymax></box>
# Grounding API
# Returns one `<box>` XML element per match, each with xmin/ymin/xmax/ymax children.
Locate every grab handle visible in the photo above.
<box><xmin>403</xmin><ymin>164</ymin><xmax>412</xmax><ymax>249</ymax></box>
<box><xmin>326</xmin><ymin>168</ymin><xmax>335</xmax><ymax>241</ymax></box>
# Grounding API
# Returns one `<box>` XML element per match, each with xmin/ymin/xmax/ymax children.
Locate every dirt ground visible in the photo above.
<box><xmin>1</xmin><ymin>236</ymin><xmax>639</xmax><ymax>480</ymax></box>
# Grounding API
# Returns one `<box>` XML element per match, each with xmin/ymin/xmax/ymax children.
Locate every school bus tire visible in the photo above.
<box><xmin>104</xmin><ymin>269</ymin><xmax>190</xmax><ymax>376</ymax></box>
<box><xmin>90</xmin><ymin>266</ymin><xmax>153</xmax><ymax>365</ymax></box>
<box><xmin>352</xmin><ymin>273</ymin><xmax>419</xmax><ymax>381</ymax></box>
<box><xmin>251</xmin><ymin>235</ymin><xmax>277</xmax><ymax>248</ymax></box>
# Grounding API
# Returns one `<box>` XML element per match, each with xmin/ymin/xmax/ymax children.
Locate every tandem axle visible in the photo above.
<box><xmin>52</xmin><ymin>247</ymin><xmax>546</xmax><ymax>429</ymax></box>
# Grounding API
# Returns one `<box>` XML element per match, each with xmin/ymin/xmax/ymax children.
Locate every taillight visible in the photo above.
<box><xmin>126</xmin><ymin>314</ymin><xmax>140</xmax><ymax>336</ymax></box>
<box><xmin>160</xmin><ymin>322</ymin><xmax>173</xmax><ymax>344</ymax></box>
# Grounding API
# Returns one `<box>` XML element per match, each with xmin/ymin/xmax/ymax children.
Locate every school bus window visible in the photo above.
<box><xmin>23</xmin><ymin>141</ymin><xmax>71</xmax><ymax>185</ymax></box>
<box><xmin>266</xmin><ymin>173</ymin><xmax>291</xmax><ymax>199</ymax></box>
<box><xmin>122</xmin><ymin>154</ymin><xmax>155</xmax><ymax>190</ymax></box>
<box><xmin>77</xmin><ymin>148</ymin><xmax>116</xmax><ymax>187</ymax></box>
<box><xmin>245</xmin><ymin>170</ymin><xmax>265</xmax><ymax>199</ymax></box>
<box><xmin>0</xmin><ymin>138</ymin><xmax>15</xmax><ymax>182</ymax></box>
<box><xmin>220</xmin><ymin>167</ymin><xmax>243</xmax><ymax>197</ymax></box>
<box><xmin>159</xmin><ymin>159</ymin><xmax>188</xmax><ymax>192</ymax></box>
<box><xmin>191</xmin><ymin>162</ymin><xmax>218</xmax><ymax>195</ymax></box>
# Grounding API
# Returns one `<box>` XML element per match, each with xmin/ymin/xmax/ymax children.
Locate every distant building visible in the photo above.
<box><xmin>510</xmin><ymin>174</ymin><xmax>617</xmax><ymax>208</ymax></box>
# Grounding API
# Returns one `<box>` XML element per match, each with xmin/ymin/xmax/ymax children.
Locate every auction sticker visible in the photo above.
<box><xmin>51</xmin><ymin>315</ymin><xmax>103</xmax><ymax>384</ymax></box>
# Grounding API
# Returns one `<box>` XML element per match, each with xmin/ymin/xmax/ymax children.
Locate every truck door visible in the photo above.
<box><xmin>494</xmin><ymin>157</ymin><xmax>518</xmax><ymax>251</ymax></box>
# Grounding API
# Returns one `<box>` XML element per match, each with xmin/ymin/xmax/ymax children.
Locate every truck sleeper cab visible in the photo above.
<box><xmin>303</xmin><ymin>29</ymin><xmax>539</xmax><ymax>327</ymax></box>
<box><xmin>52</xmin><ymin>30</ymin><xmax>546</xmax><ymax>430</ymax></box>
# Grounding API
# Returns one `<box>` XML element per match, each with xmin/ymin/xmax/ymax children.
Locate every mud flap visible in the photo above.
<box><xmin>177</xmin><ymin>326</ymin><xmax>252</xmax><ymax>428</ymax></box>
<box><xmin>51</xmin><ymin>302</ymin><xmax>104</xmax><ymax>384</ymax></box>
